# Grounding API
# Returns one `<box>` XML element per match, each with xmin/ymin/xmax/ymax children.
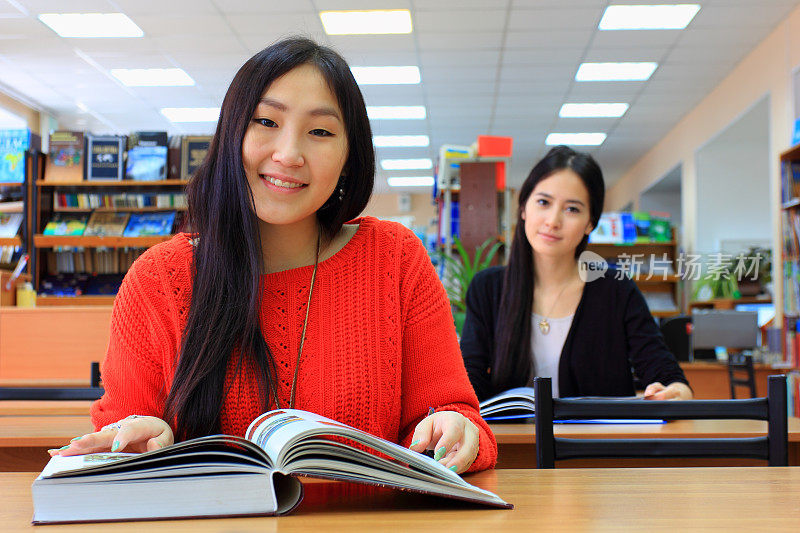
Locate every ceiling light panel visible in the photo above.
<box><xmin>599</xmin><ymin>4</ymin><xmax>701</xmax><ymax>30</ymax></box>
<box><xmin>111</xmin><ymin>68</ymin><xmax>195</xmax><ymax>87</ymax></box>
<box><xmin>545</xmin><ymin>133</ymin><xmax>607</xmax><ymax>146</ymax></box>
<box><xmin>387</xmin><ymin>176</ymin><xmax>434</xmax><ymax>187</ymax></box>
<box><xmin>381</xmin><ymin>158</ymin><xmax>433</xmax><ymax>170</ymax></box>
<box><xmin>351</xmin><ymin>66</ymin><xmax>420</xmax><ymax>85</ymax></box>
<box><xmin>373</xmin><ymin>135</ymin><xmax>430</xmax><ymax>147</ymax></box>
<box><xmin>320</xmin><ymin>10</ymin><xmax>412</xmax><ymax>35</ymax></box>
<box><xmin>38</xmin><ymin>13</ymin><xmax>144</xmax><ymax>38</ymax></box>
<box><xmin>367</xmin><ymin>106</ymin><xmax>426</xmax><ymax>120</ymax></box>
<box><xmin>575</xmin><ymin>62</ymin><xmax>658</xmax><ymax>81</ymax></box>
<box><xmin>559</xmin><ymin>103</ymin><xmax>629</xmax><ymax>118</ymax></box>
<box><xmin>161</xmin><ymin>107</ymin><xmax>220</xmax><ymax>122</ymax></box>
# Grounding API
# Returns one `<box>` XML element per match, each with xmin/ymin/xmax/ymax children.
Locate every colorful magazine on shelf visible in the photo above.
<box><xmin>32</xmin><ymin>409</ymin><xmax>511</xmax><ymax>524</ymax></box>
<box><xmin>83</xmin><ymin>211</ymin><xmax>131</xmax><ymax>237</ymax></box>
<box><xmin>42</xmin><ymin>213</ymin><xmax>88</xmax><ymax>236</ymax></box>
<box><xmin>0</xmin><ymin>212</ymin><xmax>23</xmax><ymax>238</ymax></box>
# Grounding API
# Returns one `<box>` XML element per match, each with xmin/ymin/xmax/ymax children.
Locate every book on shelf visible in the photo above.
<box><xmin>632</xmin><ymin>212</ymin><xmax>651</xmax><ymax>243</ymax></box>
<box><xmin>781</xmin><ymin>160</ymin><xmax>800</xmax><ymax>203</ymax></box>
<box><xmin>0</xmin><ymin>128</ymin><xmax>39</xmax><ymax>183</ymax></box>
<box><xmin>83</xmin><ymin>211</ymin><xmax>131</xmax><ymax>237</ymax></box>
<box><xmin>45</xmin><ymin>131</ymin><xmax>85</xmax><ymax>182</ymax></box>
<box><xmin>125</xmin><ymin>131</ymin><xmax>168</xmax><ymax>181</ymax></box>
<box><xmin>42</xmin><ymin>213</ymin><xmax>88</xmax><ymax>236</ymax></box>
<box><xmin>589</xmin><ymin>213</ymin><xmax>623</xmax><ymax>244</ymax></box>
<box><xmin>181</xmin><ymin>135</ymin><xmax>212</xmax><ymax>180</ymax></box>
<box><xmin>31</xmin><ymin>408</ymin><xmax>511</xmax><ymax>524</ymax></box>
<box><xmin>86</xmin><ymin>134</ymin><xmax>125</xmax><ymax>181</ymax></box>
<box><xmin>0</xmin><ymin>212</ymin><xmax>23</xmax><ymax>238</ymax></box>
<box><xmin>649</xmin><ymin>213</ymin><xmax>672</xmax><ymax>242</ymax></box>
<box><xmin>123</xmin><ymin>211</ymin><xmax>176</xmax><ymax>237</ymax></box>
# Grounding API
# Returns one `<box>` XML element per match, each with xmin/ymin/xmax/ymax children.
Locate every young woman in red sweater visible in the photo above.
<box><xmin>49</xmin><ymin>38</ymin><xmax>496</xmax><ymax>473</ymax></box>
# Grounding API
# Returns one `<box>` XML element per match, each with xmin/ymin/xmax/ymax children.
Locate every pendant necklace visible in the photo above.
<box><xmin>269</xmin><ymin>230</ymin><xmax>321</xmax><ymax>409</ymax></box>
<box><xmin>537</xmin><ymin>280</ymin><xmax>572</xmax><ymax>335</ymax></box>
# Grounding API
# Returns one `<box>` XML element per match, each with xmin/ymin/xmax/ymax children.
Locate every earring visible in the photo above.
<box><xmin>337</xmin><ymin>186</ymin><xmax>345</xmax><ymax>202</ymax></box>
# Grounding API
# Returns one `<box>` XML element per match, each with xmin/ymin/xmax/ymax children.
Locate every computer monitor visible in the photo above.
<box><xmin>691</xmin><ymin>310</ymin><xmax>759</xmax><ymax>357</ymax></box>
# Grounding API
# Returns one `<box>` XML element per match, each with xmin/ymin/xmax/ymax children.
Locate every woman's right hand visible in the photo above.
<box><xmin>48</xmin><ymin>415</ymin><xmax>174</xmax><ymax>457</ymax></box>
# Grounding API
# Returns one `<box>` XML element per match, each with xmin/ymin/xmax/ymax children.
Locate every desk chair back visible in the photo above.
<box><xmin>533</xmin><ymin>375</ymin><xmax>788</xmax><ymax>468</ymax></box>
<box><xmin>659</xmin><ymin>315</ymin><xmax>691</xmax><ymax>361</ymax></box>
<box><xmin>727</xmin><ymin>354</ymin><xmax>757</xmax><ymax>399</ymax></box>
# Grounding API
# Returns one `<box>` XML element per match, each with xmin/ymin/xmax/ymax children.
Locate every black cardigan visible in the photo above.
<box><xmin>460</xmin><ymin>266</ymin><xmax>689</xmax><ymax>401</ymax></box>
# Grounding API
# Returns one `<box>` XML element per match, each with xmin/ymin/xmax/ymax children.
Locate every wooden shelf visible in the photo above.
<box><xmin>689</xmin><ymin>296</ymin><xmax>772</xmax><ymax>311</ymax></box>
<box><xmin>652</xmin><ymin>310</ymin><xmax>681</xmax><ymax>318</ymax></box>
<box><xmin>54</xmin><ymin>206</ymin><xmax>187</xmax><ymax>213</ymax></box>
<box><xmin>36</xmin><ymin>180</ymin><xmax>188</xmax><ymax>187</ymax></box>
<box><xmin>34</xmin><ymin>234</ymin><xmax>173</xmax><ymax>248</ymax></box>
<box><xmin>632</xmin><ymin>275</ymin><xmax>681</xmax><ymax>283</ymax></box>
<box><xmin>0</xmin><ymin>182</ymin><xmax>24</xmax><ymax>187</ymax></box>
<box><xmin>589</xmin><ymin>241</ymin><xmax>676</xmax><ymax>248</ymax></box>
<box><xmin>780</xmin><ymin>143</ymin><xmax>800</xmax><ymax>162</ymax></box>
<box><xmin>36</xmin><ymin>295</ymin><xmax>115</xmax><ymax>307</ymax></box>
<box><xmin>0</xmin><ymin>237</ymin><xmax>21</xmax><ymax>246</ymax></box>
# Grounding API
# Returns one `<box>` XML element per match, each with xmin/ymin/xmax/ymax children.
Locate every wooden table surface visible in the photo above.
<box><xmin>0</xmin><ymin>400</ymin><xmax>94</xmax><ymax>416</ymax></box>
<box><xmin>3</xmin><ymin>468</ymin><xmax>800</xmax><ymax>531</ymax></box>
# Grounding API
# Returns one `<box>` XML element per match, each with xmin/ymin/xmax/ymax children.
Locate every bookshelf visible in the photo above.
<box><xmin>32</xmin><ymin>178</ymin><xmax>187</xmax><ymax>305</ymax></box>
<box><xmin>779</xmin><ymin>142</ymin><xmax>800</xmax><ymax>416</ymax></box>
<box><xmin>587</xmin><ymin>237</ymin><xmax>682</xmax><ymax>318</ymax></box>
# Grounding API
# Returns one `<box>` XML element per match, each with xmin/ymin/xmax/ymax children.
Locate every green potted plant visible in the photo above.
<box><xmin>692</xmin><ymin>255</ymin><xmax>740</xmax><ymax>301</ymax></box>
<box><xmin>442</xmin><ymin>237</ymin><xmax>502</xmax><ymax>335</ymax></box>
<box><xmin>735</xmin><ymin>246</ymin><xmax>772</xmax><ymax>297</ymax></box>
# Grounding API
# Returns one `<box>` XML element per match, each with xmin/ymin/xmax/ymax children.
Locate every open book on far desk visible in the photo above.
<box><xmin>32</xmin><ymin>409</ymin><xmax>511</xmax><ymax>524</ymax></box>
<box><xmin>479</xmin><ymin>386</ymin><xmax>665</xmax><ymax>424</ymax></box>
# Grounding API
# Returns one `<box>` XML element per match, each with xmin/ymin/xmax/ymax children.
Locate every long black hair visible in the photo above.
<box><xmin>491</xmin><ymin>146</ymin><xmax>604</xmax><ymax>392</ymax></box>
<box><xmin>164</xmin><ymin>37</ymin><xmax>374</xmax><ymax>441</ymax></box>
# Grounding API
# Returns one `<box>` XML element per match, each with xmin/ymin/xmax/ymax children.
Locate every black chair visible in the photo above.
<box><xmin>533</xmin><ymin>375</ymin><xmax>788</xmax><ymax>468</ymax></box>
<box><xmin>728</xmin><ymin>354</ymin><xmax>757</xmax><ymax>399</ymax></box>
<box><xmin>659</xmin><ymin>315</ymin><xmax>692</xmax><ymax>361</ymax></box>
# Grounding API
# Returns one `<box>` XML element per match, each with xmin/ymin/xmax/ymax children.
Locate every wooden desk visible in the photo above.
<box><xmin>0</xmin><ymin>400</ymin><xmax>93</xmax><ymax>416</ymax></box>
<box><xmin>2</xmin><ymin>415</ymin><xmax>799</xmax><ymax>472</ymax></box>
<box><xmin>490</xmin><ymin>418</ymin><xmax>800</xmax><ymax>468</ymax></box>
<box><xmin>2</xmin><ymin>468</ymin><xmax>799</xmax><ymax>531</ymax></box>
<box><xmin>680</xmin><ymin>361</ymin><xmax>791</xmax><ymax>399</ymax></box>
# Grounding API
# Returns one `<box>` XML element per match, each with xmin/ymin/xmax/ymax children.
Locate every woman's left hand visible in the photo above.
<box><xmin>644</xmin><ymin>381</ymin><xmax>693</xmax><ymax>400</ymax></box>
<box><xmin>408</xmin><ymin>410</ymin><xmax>479</xmax><ymax>474</ymax></box>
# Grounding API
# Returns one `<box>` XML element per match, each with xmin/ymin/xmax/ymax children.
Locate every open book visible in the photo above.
<box><xmin>479</xmin><ymin>387</ymin><xmax>663</xmax><ymax>424</ymax></box>
<box><xmin>32</xmin><ymin>409</ymin><xmax>511</xmax><ymax>524</ymax></box>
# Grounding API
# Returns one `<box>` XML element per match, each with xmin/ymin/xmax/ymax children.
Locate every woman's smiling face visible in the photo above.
<box><xmin>241</xmin><ymin>63</ymin><xmax>349</xmax><ymax>229</ymax></box>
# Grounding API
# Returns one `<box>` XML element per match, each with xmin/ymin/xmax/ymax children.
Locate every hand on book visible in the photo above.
<box><xmin>408</xmin><ymin>410</ymin><xmax>479</xmax><ymax>474</ymax></box>
<box><xmin>643</xmin><ymin>381</ymin><xmax>693</xmax><ymax>400</ymax></box>
<box><xmin>48</xmin><ymin>415</ymin><xmax>174</xmax><ymax>457</ymax></box>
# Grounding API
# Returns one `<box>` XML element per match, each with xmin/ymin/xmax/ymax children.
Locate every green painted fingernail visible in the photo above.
<box><xmin>58</xmin><ymin>445</ymin><xmax>70</xmax><ymax>450</ymax></box>
<box><xmin>70</xmin><ymin>436</ymin><xmax>82</xmax><ymax>442</ymax></box>
<box><xmin>434</xmin><ymin>446</ymin><xmax>446</xmax><ymax>461</ymax></box>
<box><xmin>111</xmin><ymin>441</ymin><xmax>120</xmax><ymax>452</ymax></box>
<box><xmin>410</xmin><ymin>439</ymin><xmax>420</xmax><ymax>447</ymax></box>
<box><xmin>449</xmin><ymin>465</ymin><xmax>458</xmax><ymax>472</ymax></box>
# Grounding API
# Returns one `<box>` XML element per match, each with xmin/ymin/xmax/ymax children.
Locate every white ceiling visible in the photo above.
<box><xmin>0</xmin><ymin>0</ymin><xmax>797</xmax><ymax>193</ymax></box>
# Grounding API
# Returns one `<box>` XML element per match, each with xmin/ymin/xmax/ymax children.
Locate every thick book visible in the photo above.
<box><xmin>122</xmin><ymin>211</ymin><xmax>176</xmax><ymax>237</ymax></box>
<box><xmin>180</xmin><ymin>135</ymin><xmax>212</xmax><ymax>180</ymax></box>
<box><xmin>0</xmin><ymin>129</ymin><xmax>39</xmax><ymax>183</ymax></box>
<box><xmin>45</xmin><ymin>131</ymin><xmax>85</xmax><ymax>182</ymax></box>
<box><xmin>31</xmin><ymin>409</ymin><xmax>511</xmax><ymax>524</ymax></box>
<box><xmin>83</xmin><ymin>211</ymin><xmax>131</xmax><ymax>237</ymax></box>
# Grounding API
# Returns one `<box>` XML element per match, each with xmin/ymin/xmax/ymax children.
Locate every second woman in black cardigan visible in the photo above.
<box><xmin>460</xmin><ymin>146</ymin><xmax>690</xmax><ymax>401</ymax></box>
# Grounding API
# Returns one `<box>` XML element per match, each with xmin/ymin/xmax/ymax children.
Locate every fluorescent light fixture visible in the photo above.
<box><xmin>38</xmin><ymin>13</ymin><xmax>144</xmax><ymax>38</ymax></box>
<box><xmin>599</xmin><ymin>4</ymin><xmax>700</xmax><ymax>30</ymax></box>
<box><xmin>111</xmin><ymin>68</ymin><xmax>194</xmax><ymax>87</ymax></box>
<box><xmin>545</xmin><ymin>133</ymin><xmax>607</xmax><ymax>146</ymax></box>
<box><xmin>373</xmin><ymin>135</ymin><xmax>430</xmax><ymax>148</ymax></box>
<box><xmin>388</xmin><ymin>176</ymin><xmax>434</xmax><ymax>187</ymax></box>
<box><xmin>575</xmin><ymin>62</ymin><xmax>657</xmax><ymax>81</ymax></box>
<box><xmin>320</xmin><ymin>9</ymin><xmax>412</xmax><ymax>35</ymax></box>
<box><xmin>351</xmin><ymin>66</ymin><xmax>420</xmax><ymax>85</ymax></box>
<box><xmin>161</xmin><ymin>107</ymin><xmax>220</xmax><ymax>122</ymax></box>
<box><xmin>381</xmin><ymin>158</ymin><xmax>433</xmax><ymax>170</ymax></box>
<box><xmin>367</xmin><ymin>106</ymin><xmax>426</xmax><ymax>120</ymax></box>
<box><xmin>559</xmin><ymin>103</ymin><xmax>629</xmax><ymax>118</ymax></box>
<box><xmin>75</xmin><ymin>101</ymin><xmax>89</xmax><ymax>112</ymax></box>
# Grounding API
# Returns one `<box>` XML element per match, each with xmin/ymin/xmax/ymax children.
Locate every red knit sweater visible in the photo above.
<box><xmin>91</xmin><ymin>217</ymin><xmax>496</xmax><ymax>471</ymax></box>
